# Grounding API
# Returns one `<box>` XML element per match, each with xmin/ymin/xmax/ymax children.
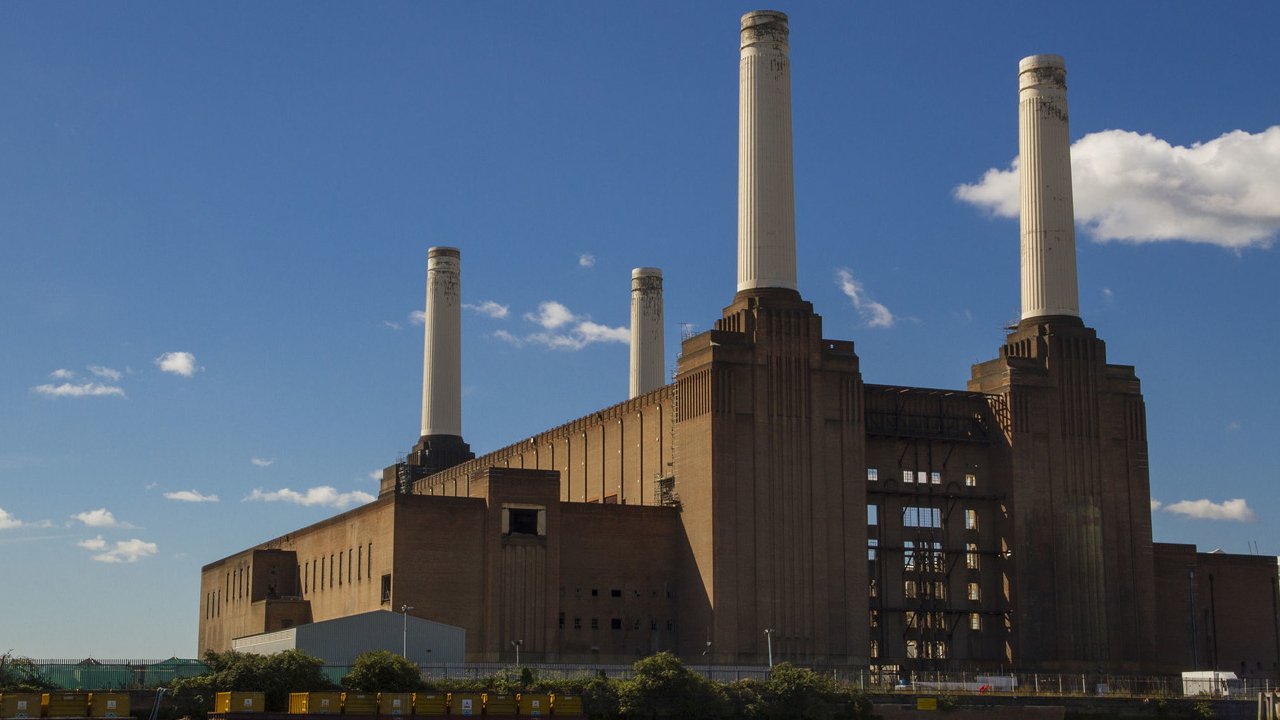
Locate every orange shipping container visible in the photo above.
<box><xmin>1</xmin><ymin>694</ymin><xmax>43</xmax><ymax>719</ymax></box>
<box><xmin>413</xmin><ymin>693</ymin><xmax>447</xmax><ymax>717</ymax></box>
<box><xmin>89</xmin><ymin>693</ymin><xmax>129</xmax><ymax>718</ymax></box>
<box><xmin>214</xmin><ymin>692</ymin><xmax>265</xmax><ymax>714</ymax></box>
<box><xmin>341</xmin><ymin>693</ymin><xmax>376</xmax><ymax>716</ymax></box>
<box><xmin>287</xmin><ymin>693</ymin><xmax>341</xmax><ymax>715</ymax></box>
<box><xmin>42</xmin><ymin>693</ymin><xmax>89</xmax><ymax>718</ymax></box>
<box><xmin>377</xmin><ymin>693</ymin><xmax>412</xmax><ymax>716</ymax></box>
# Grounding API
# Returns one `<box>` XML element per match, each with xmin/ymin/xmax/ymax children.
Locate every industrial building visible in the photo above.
<box><xmin>199</xmin><ymin>11</ymin><xmax>1280</xmax><ymax>677</ymax></box>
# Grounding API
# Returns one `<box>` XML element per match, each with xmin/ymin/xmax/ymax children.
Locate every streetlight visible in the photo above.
<box><xmin>764</xmin><ymin>629</ymin><xmax>774</xmax><ymax>669</ymax></box>
<box><xmin>401</xmin><ymin>605</ymin><xmax>414</xmax><ymax>658</ymax></box>
<box><xmin>511</xmin><ymin>639</ymin><xmax>523</xmax><ymax>667</ymax></box>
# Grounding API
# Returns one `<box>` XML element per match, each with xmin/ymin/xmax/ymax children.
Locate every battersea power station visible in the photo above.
<box><xmin>199</xmin><ymin>12</ymin><xmax>1280</xmax><ymax>677</ymax></box>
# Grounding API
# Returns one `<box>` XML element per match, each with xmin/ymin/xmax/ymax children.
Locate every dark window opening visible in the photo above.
<box><xmin>611</xmin><ymin>618</ymin><xmax>622</xmax><ymax>630</ymax></box>
<box><xmin>573</xmin><ymin>617</ymin><xmax>582</xmax><ymax>630</ymax></box>
<box><xmin>509</xmin><ymin>508</ymin><xmax>539</xmax><ymax>535</ymax></box>
<box><xmin>559</xmin><ymin>612</ymin><xmax>565</xmax><ymax>629</ymax></box>
<box><xmin>591</xmin><ymin>617</ymin><xmax>600</xmax><ymax>630</ymax></box>
<box><xmin>380</xmin><ymin>574</ymin><xmax>392</xmax><ymax>603</ymax></box>
<box><xmin>611</xmin><ymin>589</ymin><xmax>622</xmax><ymax>598</ymax></box>
<box><xmin>591</xmin><ymin>588</ymin><xmax>599</xmax><ymax>597</ymax></box>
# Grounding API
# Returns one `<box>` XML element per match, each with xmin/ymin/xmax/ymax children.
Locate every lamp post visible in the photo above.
<box><xmin>764</xmin><ymin>629</ymin><xmax>774</xmax><ymax>669</ymax></box>
<box><xmin>511</xmin><ymin>639</ymin><xmax>523</xmax><ymax>667</ymax></box>
<box><xmin>401</xmin><ymin>605</ymin><xmax>414</xmax><ymax>658</ymax></box>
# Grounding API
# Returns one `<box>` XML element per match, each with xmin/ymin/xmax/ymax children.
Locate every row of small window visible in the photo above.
<box><xmin>302</xmin><ymin>543</ymin><xmax>373</xmax><ymax>595</ymax></box>
<box><xmin>869</xmin><ymin>612</ymin><xmax>984</xmax><ymax>633</ymax></box>
<box><xmin>894</xmin><ymin>580</ymin><xmax>983</xmax><ymax>602</ymax></box>
<box><xmin>558</xmin><ymin>613</ymin><xmax>674</xmax><ymax>632</ymax></box>
<box><xmin>867</xmin><ymin>540</ymin><xmax>982</xmax><ymax>570</ymax></box>
<box><xmin>562</xmin><ymin>587</ymin><xmax>675</xmax><ymax>600</ymax></box>
<box><xmin>867</xmin><ymin>506</ymin><xmax>978</xmax><ymax>531</ymax></box>
<box><xmin>866</xmin><ymin>469</ymin><xmax>978</xmax><ymax>487</ymax></box>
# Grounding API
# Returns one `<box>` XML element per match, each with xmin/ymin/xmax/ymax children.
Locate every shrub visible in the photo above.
<box><xmin>342</xmin><ymin>650</ymin><xmax>421</xmax><ymax>692</ymax></box>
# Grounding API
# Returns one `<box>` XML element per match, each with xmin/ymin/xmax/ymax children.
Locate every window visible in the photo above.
<box><xmin>869</xmin><ymin>610</ymin><xmax>880</xmax><ymax>628</ymax></box>
<box><xmin>611</xmin><ymin>618</ymin><xmax>622</xmax><ymax>630</ymax></box>
<box><xmin>906</xmin><ymin>640</ymin><xmax>918</xmax><ymax>659</ymax></box>
<box><xmin>903</xmin><ymin>540</ymin><xmax>915</xmax><ymax>569</ymax></box>
<box><xmin>559</xmin><ymin>612</ymin><xmax>565</xmax><ymax>629</ymax></box>
<box><xmin>507</xmin><ymin>508</ymin><xmax>540</xmax><ymax>535</ymax></box>
<box><xmin>930</xmin><ymin>472</ymin><xmax>941</xmax><ymax>485</ymax></box>
<box><xmin>965</xmin><ymin>473</ymin><xmax>977</xmax><ymax>487</ymax></box>
<box><xmin>380</xmin><ymin>574</ymin><xmax>391</xmax><ymax>603</ymax></box>
<box><xmin>933</xmin><ymin>581</ymin><xmax>947</xmax><ymax>600</ymax></box>
<box><xmin>338</xmin><ymin>552</ymin><xmax>343</xmax><ymax>586</ymax></box>
<box><xmin>869</xmin><ymin>579</ymin><xmax>878</xmax><ymax>598</ymax></box>
<box><xmin>591</xmin><ymin>588</ymin><xmax>599</xmax><ymax>597</ymax></box>
<box><xmin>968</xmin><ymin>582</ymin><xmax>981</xmax><ymax>601</ymax></box>
<box><xmin>917</xmin><ymin>471</ymin><xmax>929</xmax><ymax>484</ymax></box>
<box><xmin>904</xmin><ymin>579</ymin><xmax>918</xmax><ymax>598</ymax></box>
<box><xmin>867</xmin><ymin>468</ymin><xmax>878</xmax><ymax>482</ymax></box>
<box><xmin>868</xmin><ymin>505</ymin><xmax>878</xmax><ymax>525</ymax></box>
<box><xmin>611</xmin><ymin>589</ymin><xmax>622</xmax><ymax>598</ymax></box>
<box><xmin>348</xmin><ymin>548</ymin><xmax>353</xmax><ymax>583</ymax></box>
<box><xmin>868</xmin><ymin>538</ymin><xmax>878</xmax><ymax>561</ymax></box>
<box><xmin>966</xmin><ymin>543</ymin><xmax>980</xmax><ymax>570</ymax></box>
<box><xmin>903</xmin><ymin>506</ymin><xmax>941</xmax><ymax>528</ymax></box>
<box><xmin>903</xmin><ymin>470</ymin><xmax>914</xmax><ymax>483</ymax></box>
<box><xmin>970</xmin><ymin>613</ymin><xmax>982</xmax><ymax>631</ymax></box>
<box><xmin>870</xmin><ymin>639</ymin><xmax>880</xmax><ymax>658</ymax></box>
<box><xmin>964</xmin><ymin>509</ymin><xmax>978</xmax><ymax>530</ymax></box>
<box><xmin>591</xmin><ymin>617</ymin><xmax>599</xmax><ymax>630</ymax></box>
<box><xmin>573</xmin><ymin>617</ymin><xmax>582</xmax><ymax>630</ymax></box>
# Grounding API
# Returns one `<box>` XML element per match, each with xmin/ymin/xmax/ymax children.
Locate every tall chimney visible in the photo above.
<box><xmin>629</xmin><ymin>267</ymin><xmax>665</xmax><ymax>398</ymax></box>
<box><xmin>421</xmin><ymin>246</ymin><xmax>462</xmax><ymax>438</ymax></box>
<box><xmin>737</xmin><ymin>10</ymin><xmax>797</xmax><ymax>294</ymax></box>
<box><xmin>1019</xmin><ymin>54</ymin><xmax>1080</xmax><ymax>321</ymax></box>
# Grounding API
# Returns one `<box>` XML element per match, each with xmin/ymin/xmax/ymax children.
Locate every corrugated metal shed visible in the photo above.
<box><xmin>231</xmin><ymin>610</ymin><xmax>464</xmax><ymax>665</ymax></box>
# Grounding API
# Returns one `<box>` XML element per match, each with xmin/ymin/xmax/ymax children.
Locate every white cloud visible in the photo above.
<box><xmin>1225</xmin><ymin>420</ymin><xmax>1241</xmax><ymax>432</ymax></box>
<box><xmin>32</xmin><ymin>382</ymin><xmax>125</xmax><ymax>398</ymax></box>
<box><xmin>955</xmin><ymin>126</ymin><xmax>1280</xmax><ymax>250</ymax></box>
<box><xmin>71</xmin><ymin>508</ymin><xmax>135</xmax><ymax>529</ymax></box>
<box><xmin>50</xmin><ymin>368</ymin><xmax>76</xmax><ymax>379</ymax></box>
<box><xmin>1101</xmin><ymin>288</ymin><xmax>1114</xmax><ymax>302</ymax></box>
<box><xmin>155</xmin><ymin>351</ymin><xmax>199</xmax><ymax>377</ymax></box>
<box><xmin>1162</xmin><ymin>498</ymin><xmax>1257</xmax><ymax>522</ymax></box>
<box><xmin>500</xmin><ymin>301</ymin><xmax>629</xmax><ymax>351</ymax></box>
<box><xmin>409</xmin><ymin>310</ymin><xmax>426</xmax><ymax>326</ymax></box>
<box><xmin>88</xmin><ymin>365</ymin><xmax>122</xmax><ymax>381</ymax></box>
<box><xmin>0</xmin><ymin>507</ymin><xmax>25</xmax><ymax>530</ymax></box>
<box><xmin>383</xmin><ymin>320</ymin><xmax>402</xmax><ymax>331</ymax></box>
<box><xmin>244</xmin><ymin>486</ymin><xmax>375</xmax><ymax>509</ymax></box>
<box><xmin>77</xmin><ymin>535</ymin><xmax>107</xmax><ymax>551</ymax></box>
<box><xmin>164</xmin><ymin>490</ymin><xmax>220</xmax><ymax>503</ymax></box>
<box><xmin>1150</xmin><ymin>499</ymin><xmax>1163</xmax><ymax>512</ymax></box>
<box><xmin>251</xmin><ymin>457</ymin><xmax>275</xmax><ymax>467</ymax></box>
<box><xmin>525</xmin><ymin>301</ymin><xmax>576</xmax><ymax>329</ymax></box>
<box><xmin>578</xmin><ymin>253</ymin><xmax>596</xmax><ymax>268</ymax></box>
<box><xmin>368</xmin><ymin>470</ymin><xmax>383</xmax><ymax>481</ymax></box>
<box><xmin>836</xmin><ymin>268</ymin><xmax>895</xmax><ymax>328</ymax></box>
<box><xmin>88</xmin><ymin>538</ymin><xmax>158</xmax><ymax>564</ymax></box>
<box><xmin>464</xmin><ymin>300</ymin><xmax>510</xmax><ymax>319</ymax></box>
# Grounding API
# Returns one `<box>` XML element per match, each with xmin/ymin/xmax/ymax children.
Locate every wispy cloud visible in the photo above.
<box><xmin>32</xmin><ymin>382</ymin><xmax>125</xmax><ymax>398</ymax></box>
<box><xmin>79</xmin><ymin>536</ymin><xmax>158</xmax><ymax>563</ymax></box>
<box><xmin>368</xmin><ymin>470</ymin><xmax>383</xmax><ymax>481</ymax></box>
<box><xmin>1150</xmin><ymin>499</ymin><xmax>1163</xmax><ymax>512</ymax></box>
<box><xmin>955</xmin><ymin>126</ymin><xmax>1280</xmax><ymax>250</ymax></box>
<box><xmin>71</xmin><ymin>508</ymin><xmax>136</xmax><ymax>529</ymax></box>
<box><xmin>578</xmin><ymin>253</ymin><xmax>596</xmax><ymax>268</ymax></box>
<box><xmin>836</xmin><ymin>268</ymin><xmax>895</xmax><ymax>328</ymax></box>
<box><xmin>383</xmin><ymin>320</ymin><xmax>402</xmax><ymax>331</ymax></box>
<box><xmin>88</xmin><ymin>365</ymin><xmax>122</xmax><ymax>381</ymax></box>
<box><xmin>1225</xmin><ymin>420</ymin><xmax>1241</xmax><ymax>432</ymax></box>
<box><xmin>498</xmin><ymin>301</ymin><xmax>629</xmax><ymax>350</ymax></box>
<box><xmin>464</xmin><ymin>300</ymin><xmax>510</xmax><ymax>319</ymax></box>
<box><xmin>155</xmin><ymin>351</ymin><xmax>200</xmax><ymax>377</ymax></box>
<box><xmin>50</xmin><ymin>368</ymin><xmax>76</xmax><ymax>379</ymax></box>
<box><xmin>409</xmin><ymin>310</ymin><xmax>426</xmax><ymax>326</ymax></box>
<box><xmin>164</xmin><ymin>490</ymin><xmax>220</xmax><ymax>503</ymax></box>
<box><xmin>251</xmin><ymin>457</ymin><xmax>275</xmax><ymax>467</ymax></box>
<box><xmin>1101</xmin><ymin>288</ymin><xmax>1114</xmax><ymax>303</ymax></box>
<box><xmin>1161</xmin><ymin>498</ymin><xmax>1256</xmax><ymax>522</ymax></box>
<box><xmin>244</xmin><ymin>486</ymin><xmax>375</xmax><ymax>509</ymax></box>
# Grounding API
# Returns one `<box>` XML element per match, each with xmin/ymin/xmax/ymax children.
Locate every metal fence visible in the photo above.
<box><xmin>20</xmin><ymin>659</ymin><xmax>1280</xmax><ymax>700</ymax></box>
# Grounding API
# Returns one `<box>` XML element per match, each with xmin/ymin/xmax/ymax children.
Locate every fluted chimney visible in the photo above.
<box><xmin>421</xmin><ymin>247</ymin><xmax>462</xmax><ymax>437</ymax></box>
<box><xmin>629</xmin><ymin>267</ymin><xmax>665</xmax><ymax>398</ymax></box>
<box><xmin>737</xmin><ymin>10</ymin><xmax>797</xmax><ymax>294</ymax></box>
<box><xmin>1019</xmin><ymin>54</ymin><xmax>1080</xmax><ymax>321</ymax></box>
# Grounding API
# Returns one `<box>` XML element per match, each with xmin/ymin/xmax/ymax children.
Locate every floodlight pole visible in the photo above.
<box><xmin>512</xmin><ymin>639</ymin><xmax>523</xmax><ymax>667</ymax></box>
<box><xmin>764</xmin><ymin>628</ymin><xmax>774</xmax><ymax>669</ymax></box>
<box><xmin>401</xmin><ymin>605</ymin><xmax>414</xmax><ymax>658</ymax></box>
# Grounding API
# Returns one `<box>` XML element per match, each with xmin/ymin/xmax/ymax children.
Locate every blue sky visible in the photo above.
<box><xmin>2</xmin><ymin>2</ymin><xmax>1277</xmax><ymax>659</ymax></box>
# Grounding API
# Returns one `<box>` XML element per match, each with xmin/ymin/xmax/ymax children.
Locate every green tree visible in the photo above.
<box><xmin>168</xmin><ymin>650</ymin><xmax>335</xmax><ymax>716</ymax></box>
<box><xmin>618</xmin><ymin>652</ymin><xmax>729</xmax><ymax>720</ymax></box>
<box><xmin>0</xmin><ymin>651</ymin><xmax>54</xmax><ymax>692</ymax></box>
<box><xmin>341</xmin><ymin>651</ymin><xmax>420</xmax><ymax>692</ymax></box>
<box><xmin>753</xmin><ymin>663</ymin><xmax>846</xmax><ymax>720</ymax></box>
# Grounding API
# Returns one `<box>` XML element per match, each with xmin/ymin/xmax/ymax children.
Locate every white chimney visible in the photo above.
<box><xmin>1019</xmin><ymin>54</ymin><xmax>1080</xmax><ymax>321</ymax></box>
<box><xmin>737</xmin><ymin>10</ymin><xmax>797</xmax><ymax>293</ymax></box>
<box><xmin>629</xmin><ymin>267</ymin><xmax>665</xmax><ymax>398</ymax></box>
<box><xmin>420</xmin><ymin>246</ymin><xmax>462</xmax><ymax>438</ymax></box>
